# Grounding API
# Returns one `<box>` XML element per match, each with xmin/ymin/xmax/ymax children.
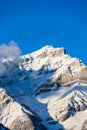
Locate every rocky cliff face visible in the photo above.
<box><xmin>0</xmin><ymin>45</ymin><xmax>87</xmax><ymax>130</ymax></box>
<box><xmin>0</xmin><ymin>88</ymin><xmax>47</xmax><ymax>130</ymax></box>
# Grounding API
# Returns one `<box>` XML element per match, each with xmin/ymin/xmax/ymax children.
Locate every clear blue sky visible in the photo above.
<box><xmin>0</xmin><ymin>0</ymin><xmax>87</xmax><ymax>64</ymax></box>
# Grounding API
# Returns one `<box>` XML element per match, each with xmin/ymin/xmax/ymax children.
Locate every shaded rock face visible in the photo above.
<box><xmin>0</xmin><ymin>89</ymin><xmax>47</xmax><ymax>130</ymax></box>
<box><xmin>9</xmin><ymin>116</ymin><xmax>35</xmax><ymax>130</ymax></box>
<box><xmin>9</xmin><ymin>113</ymin><xmax>47</xmax><ymax>130</ymax></box>
<box><xmin>35</xmin><ymin>82</ymin><xmax>60</xmax><ymax>95</ymax></box>
<box><xmin>48</xmin><ymin>90</ymin><xmax>87</xmax><ymax>122</ymax></box>
<box><xmin>0</xmin><ymin>89</ymin><xmax>13</xmax><ymax>111</ymax></box>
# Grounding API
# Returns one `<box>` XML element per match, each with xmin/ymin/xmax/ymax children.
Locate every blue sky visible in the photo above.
<box><xmin>0</xmin><ymin>0</ymin><xmax>87</xmax><ymax>64</ymax></box>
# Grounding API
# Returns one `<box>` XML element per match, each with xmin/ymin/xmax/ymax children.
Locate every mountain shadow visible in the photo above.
<box><xmin>0</xmin><ymin>124</ymin><xmax>9</xmax><ymax>130</ymax></box>
<box><xmin>0</xmin><ymin>61</ymin><xmax>65</xmax><ymax>130</ymax></box>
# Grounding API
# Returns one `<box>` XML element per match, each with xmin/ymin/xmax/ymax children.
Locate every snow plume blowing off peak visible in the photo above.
<box><xmin>0</xmin><ymin>41</ymin><xmax>21</xmax><ymax>75</ymax></box>
<box><xmin>0</xmin><ymin>41</ymin><xmax>21</xmax><ymax>57</ymax></box>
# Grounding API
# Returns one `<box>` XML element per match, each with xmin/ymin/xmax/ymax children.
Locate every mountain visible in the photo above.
<box><xmin>0</xmin><ymin>45</ymin><xmax>87</xmax><ymax>130</ymax></box>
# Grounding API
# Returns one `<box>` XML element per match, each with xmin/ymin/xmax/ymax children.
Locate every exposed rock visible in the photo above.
<box><xmin>0</xmin><ymin>89</ymin><xmax>7</xmax><ymax>101</ymax></box>
<box><xmin>59</xmin><ymin>111</ymin><xmax>71</xmax><ymax>122</ymax></box>
<box><xmin>37</xmin><ymin>47</ymin><xmax>65</xmax><ymax>59</ymax></box>
<box><xmin>74</xmin><ymin>104</ymin><xmax>80</xmax><ymax>112</ymax></box>
<box><xmin>0</xmin><ymin>88</ymin><xmax>47</xmax><ymax>130</ymax></box>
<box><xmin>9</xmin><ymin>116</ymin><xmax>35</xmax><ymax>130</ymax></box>
<box><xmin>81</xmin><ymin>120</ymin><xmax>87</xmax><ymax>130</ymax></box>
<box><xmin>52</xmin><ymin>48</ymin><xmax>66</xmax><ymax>57</ymax></box>
<box><xmin>35</xmin><ymin>88</ymin><xmax>51</xmax><ymax>95</ymax></box>
<box><xmin>48</xmin><ymin>90</ymin><xmax>87</xmax><ymax>122</ymax></box>
<box><xmin>80</xmin><ymin>105</ymin><xmax>86</xmax><ymax>111</ymax></box>
<box><xmin>37</xmin><ymin>52</ymin><xmax>47</xmax><ymax>59</ymax></box>
<box><xmin>35</xmin><ymin>82</ymin><xmax>60</xmax><ymax>95</ymax></box>
<box><xmin>53</xmin><ymin>57</ymin><xmax>87</xmax><ymax>85</ymax></box>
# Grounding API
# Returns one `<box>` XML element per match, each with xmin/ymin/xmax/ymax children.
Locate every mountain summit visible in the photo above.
<box><xmin>0</xmin><ymin>46</ymin><xmax>87</xmax><ymax>130</ymax></box>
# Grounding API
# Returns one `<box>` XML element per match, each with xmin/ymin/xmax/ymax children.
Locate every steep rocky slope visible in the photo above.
<box><xmin>0</xmin><ymin>45</ymin><xmax>87</xmax><ymax>130</ymax></box>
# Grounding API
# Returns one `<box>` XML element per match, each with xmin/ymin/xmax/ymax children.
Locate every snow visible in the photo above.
<box><xmin>62</xmin><ymin>110</ymin><xmax>87</xmax><ymax>130</ymax></box>
<box><xmin>37</xmin><ymin>84</ymin><xmax>87</xmax><ymax>129</ymax></box>
<box><xmin>0</xmin><ymin>45</ymin><xmax>87</xmax><ymax>130</ymax></box>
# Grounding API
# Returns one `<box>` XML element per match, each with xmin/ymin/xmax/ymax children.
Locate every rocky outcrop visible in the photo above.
<box><xmin>81</xmin><ymin>120</ymin><xmax>87</xmax><ymax>130</ymax></box>
<box><xmin>9</xmin><ymin>114</ymin><xmax>47</xmax><ymax>130</ymax></box>
<box><xmin>0</xmin><ymin>88</ymin><xmax>47</xmax><ymax>130</ymax></box>
<box><xmin>48</xmin><ymin>90</ymin><xmax>87</xmax><ymax>122</ymax></box>
<box><xmin>55</xmin><ymin>63</ymin><xmax>87</xmax><ymax>85</ymax></box>
<box><xmin>37</xmin><ymin>52</ymin><xmax>47</xmax><ymax>59</ymax></box>
<box><xmin>35</xmin><ymin>82</ymin><xmax>60</xmax><ymax>95</ymax></box>
<box><xmin>52</xmin><ymin>48</ymin><xmax>66</xmax><ymax>56</ymax></box>
<box><xmin>58</xmin><ymin>111</ymin><xmax>71</xmax><ymax>122</ymax></box>
<box><xmin>9</xmin><ymin>115</ymin><xmax>35</xmax><ymax>130</ymax></box>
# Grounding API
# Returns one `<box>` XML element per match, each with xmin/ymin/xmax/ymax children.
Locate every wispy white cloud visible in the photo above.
<box><xmin>0</xmin><ymin>41</ymin><xmax>21</xmax><ymax>75</ymax></box>
<box><xmin>0</xmin><ymin>41</ymin><xmax>21</xmax><ymax>57</ymax></box>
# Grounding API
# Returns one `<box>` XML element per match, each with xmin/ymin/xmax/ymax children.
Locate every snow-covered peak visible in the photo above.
<box><xmin>29</xmin><ymin>45</ymin><xmax>65</xmax><ymax>59</ymax></box>
<box><xmin>0</xmin><ymin>45</ymin><xmax>87</xmax><ymax>130</ymax></box>
<box><xmin>40</xmin><ymin>45</ymin><xmax>54</xmax><ymax>50</ymax></box>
